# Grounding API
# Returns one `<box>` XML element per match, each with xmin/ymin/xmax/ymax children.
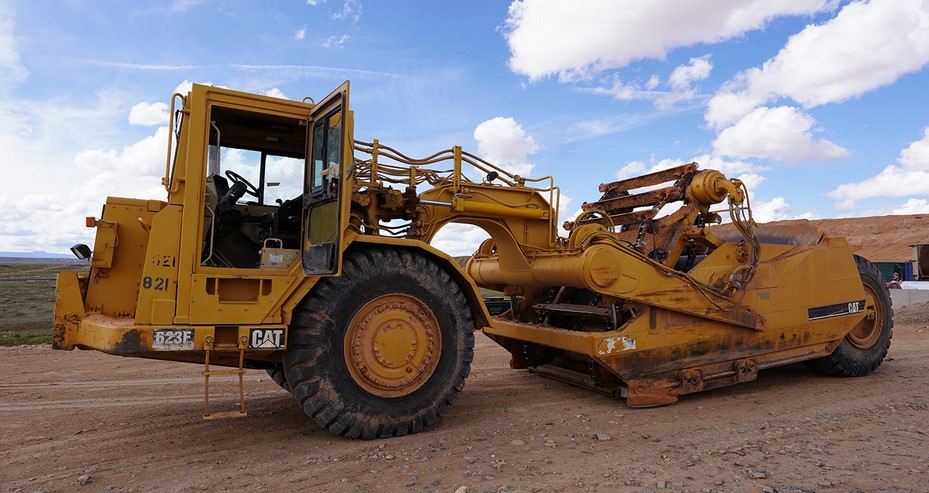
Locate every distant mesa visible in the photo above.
<box><xmin>1</xmin><ymin>251</ymin><xmax>72</xmax><ymax>258</ymax></box>
<box><xmin>0</xmin><ymin>251</ymin><xmax>83</xmax><ymax>263</ymax></box>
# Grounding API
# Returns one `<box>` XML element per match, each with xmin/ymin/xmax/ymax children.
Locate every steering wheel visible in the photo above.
<box><xmin>224</xmin><ymin>170</ymin><xmax>260</xmax><ymax>199</ymax></box>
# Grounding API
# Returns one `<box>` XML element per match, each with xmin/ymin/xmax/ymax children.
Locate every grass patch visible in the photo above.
<box><xmin>0</xmin><ymin>331</ymin><xmax>52</xmax><ymax>346</ymax></box>
<box><xmin>478</xmin><ymin>287</ymin><xmax>505</xmax><ymax>299</ymax></box>
<box><xmin>0</xmin><ymin>262</ymin><xmax>86</xmax><ymax>277</ymax></box>
<box><xmin>0</xmin><ymin>261</ymin><xmax>87</xmax><ymax>333</ymax></box>
<box><xmin>0</xmin><ymin>280</ymin><xmax>59</xmax><ymax>321</ymax></box>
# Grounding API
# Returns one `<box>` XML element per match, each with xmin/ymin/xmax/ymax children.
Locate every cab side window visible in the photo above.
<box><xmin>310</xmin><ymin>110</ymin><xmax>342</xmax><ymax>196</ymax></box>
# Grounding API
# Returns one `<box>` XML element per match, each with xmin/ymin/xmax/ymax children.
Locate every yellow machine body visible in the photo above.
<box><xmin>53</xmin><ymin>84</ymin><xmax>489</xmax><ymax>368</ymax></box>
<box><xmin>54</xmin><ymin>82</ymin><xmax>890</xmax><ymax>433</ymax></box>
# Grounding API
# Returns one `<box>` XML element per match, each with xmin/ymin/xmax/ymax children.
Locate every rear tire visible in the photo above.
<box><xmin>807</xmin><ymin>255</ymin><xmax>893</xmax><ymax>377</ymax></box>
<box><xmin>284</xmin><ymin>247</ymin><xmax>475</xmax><ymax>439</ymax></box>
<box><xmin>265</xmin><ymin>367</ymin><xmax>290</xmax><ymax>392</ymax></box>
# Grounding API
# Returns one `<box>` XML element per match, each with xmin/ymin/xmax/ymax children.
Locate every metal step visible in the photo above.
<box><xmin>202</xmin><ymin>336</ymin><xmax>248</xmax><ymax>421</ymax></box>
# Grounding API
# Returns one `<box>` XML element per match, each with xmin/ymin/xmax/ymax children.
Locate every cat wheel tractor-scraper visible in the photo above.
<box><xmin>54</xmin><ymin>82</ymin><xmax>893</xmax><ymax>438</ymax></box>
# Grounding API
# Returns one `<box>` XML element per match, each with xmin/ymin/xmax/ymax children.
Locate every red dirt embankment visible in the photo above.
<box><xmin>768</xmin><ymin>214</ymin><xmax>929</xmax><ymax>262</ymax></box>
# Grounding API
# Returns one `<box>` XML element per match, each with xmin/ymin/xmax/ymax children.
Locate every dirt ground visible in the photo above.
<box><xmin>2</xmin><ymin>304</ymin><xmax>928</xmax><ymax>493</ymax></box>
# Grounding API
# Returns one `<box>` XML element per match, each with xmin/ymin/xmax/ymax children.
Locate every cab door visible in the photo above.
<box><xmin>303</xmin><ymin>81</ymin><xmax>351</xmax><ymax>275</ymax></box>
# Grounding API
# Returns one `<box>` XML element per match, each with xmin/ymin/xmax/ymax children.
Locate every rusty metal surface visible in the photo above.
<box><xmin>342</xmin><ymin>293</ymin><xmax>442</xmax><ymax>398</ymax></box>
<box><xmin>576</xmin><ymin>209</ymin><xmax>659</xmax><ymax>228</ymax></box>
<box><xmin>582</xmin><ymin>186</ymin><xmax>681</xmax><ymax>213</ymax></box>
<box><xmin>533</xmin><ymin>303</ymin><xmax>612</xmax><ymax>317</ymax></box>
<box><xmin>483</xmin><ymin>233</ymin><xmax>868</xmax><ymax>408</ymax></box>
<box><xmin>598</xmin><ymin>163</ymin><xmax>697</xmax><ymax>194</ymax></box>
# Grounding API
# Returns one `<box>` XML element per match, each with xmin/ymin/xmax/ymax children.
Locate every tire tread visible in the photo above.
<box><xmin>806</xmin><ymin>255</ymin><xmax>893</xmax><ymax>377</ymax></box>
<box><xmin>284</xmin><ymin>246</ymin><xmax>475</xmax><ymax>438</ymax></box>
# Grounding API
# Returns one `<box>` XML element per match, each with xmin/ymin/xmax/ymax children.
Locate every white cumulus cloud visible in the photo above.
<box><xmin>128</xmin><ymin>102</ymin><xmax>169</xmax><ymax>126</ymax></box>
<box><xmin>828</xmin><ymin>127</ymin><xmax>929</xmax><ymax>209</ymax></box>
<box><xmin>429</xmin><ymin>224</ymin><xmax>490</xmax><ymax>257</ymax></box>
<box><xmin>263</xmin><ymin>88</ymin><xmax>287</xmax><ymax>99</ymax></box>
<box><xmin>473</xmin><ymin>117</ymin><xmax>539</xmax><ymax>178</ymax></box>
<box><xmin>331</xmin><ymin>0</ymin><xmax>361</xmax><ymax>22</ymax></box>
<box><xmin>75</xmin><ymin>126</ymin><xmax>168</xmax><ymax>179</ymax></box>
<box><xmin>581</xmin><ymin>55</ymin><xmax>714</xmax><ymax>110</ymax></box>
<box><xmin>712</xmin><ymin>106</ymin><xmax>849</xmax><ymax>163</ymax></box>
<box><xmin>668</xmin><ymin>56</ymin><xmax>712</xmax><ymax>90</ymax></box>
<box><xmin>615</xmin><ymin>160</ymin><xmax>650</xmax><ymax>181</ymax></box>
<box><xmin>322</xmin><ymin>34</ymin><xmax>350</xmax><ymax>49</ymax></box>
<box><xmin>703</xmin><ymin>0</ymin><xmax>929</xmax><ymax>165</ymax></box>
<box><xmin>645</xmin><ymin>75</ymin><xmax>660</xmax><ymax>91</ymax></box>
<box><xmin>892</xmin><ymin>198</ymin><xmax>929</xmax><ymax>215</ymax></box>
<box><xmin>613</xmin><ymin>155</ymin><xmax>769</xmax><ymax>202</ymax></box>
<box><xmin>504</xmin><ymin>0</ymin><xmax>835</xmax><ymax>81</ymax></box>
<box><xmin>751</xmin><ymin>197</ymin><xmax>816</xmax><ymax>223</ymax></box>
<box><xmin>705</xmin><ymin>89</ymin><xmax>762</xmax><ymax>131</ymax></box>
<box><xmin>0</xmin><ymin>126</ymin><xmax>170</xmax><ymax>253</ymax></box>
<box><xmin>707</xmin><ymin>0</ymin><xmax>929</xmax><ymax>129</ymax></box>
<box><xmin>655</xmin><ymin>55</ymin><xmax>713</xmax><ymax>110</ymax></box>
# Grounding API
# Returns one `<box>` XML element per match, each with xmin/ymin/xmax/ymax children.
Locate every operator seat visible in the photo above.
<box><xmin>272</xmin><ymin>196</ymin><xmax>302</xmax><ymax>248</ymax></box>
<box><xmin>208</xmin><ymin>173</ymin><xmax>230</xmax><ymax>199</ymax></box>
<box><xmin>204</xmin><ymin>173</ymin><xmax>247</xmax><ymax>251</ymax></box>
<box><xmin>202</xmin><ymin>174</ymin><xmax>231</xmax><ymax>264</ymax></box>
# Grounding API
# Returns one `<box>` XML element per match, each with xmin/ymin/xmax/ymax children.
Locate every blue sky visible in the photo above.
<box><xmin>2</xmin><ymin>0</ymin><xmax>929</xmax><ymax>255</ymax></box>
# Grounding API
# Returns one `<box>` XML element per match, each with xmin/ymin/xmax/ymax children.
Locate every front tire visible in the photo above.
<box><xmin>807</xmin><ymin>255</ymin><xmax>893</xmax><ymax>377</ymax></box>
<box><xmin>284</xmin><ymin>247</ymin><xmax>475</xmax><ymax>439</ymax></box>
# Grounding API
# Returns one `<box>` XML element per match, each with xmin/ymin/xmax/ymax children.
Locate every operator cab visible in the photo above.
<box><xmin>202</xmin><ymin>105</ymin><xmax>306</xmax><ymax>268</ymax></box>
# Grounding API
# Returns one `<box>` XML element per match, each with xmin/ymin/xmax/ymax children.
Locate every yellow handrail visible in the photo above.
<box><xmin>162</xmin><ymin>93</ymin><xmax>185</xmax><ymax>194</ymax></box>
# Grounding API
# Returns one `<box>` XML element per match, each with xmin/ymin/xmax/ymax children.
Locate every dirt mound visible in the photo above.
<box><xmin>893</xmin><ymin>301</ymin><xmax>929</xmax><ymax>326</ymax></box>
<box><xmin>767</xmin><ymin>214</ymin><xmax>929</xmax><ymax>262</ymax></box>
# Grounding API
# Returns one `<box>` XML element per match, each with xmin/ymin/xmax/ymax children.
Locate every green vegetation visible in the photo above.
<box><xmin>478</xmin><ymin>287</ymin><xmax>505</xmax><ymax>298</ymax></box>
<box><xmin>0</xmin><ymin>262</ymin><xmax>85</xmax><ymax>277</ymax></box>
<box><xmin>0</xmin><ymin>261</ymin><xmax>87</xmax><ymax>342</ymax></box>
<box><xmin>0</xmin><ymin>331</ymin><xmax>53</xmax><ymax>346</ymax></box>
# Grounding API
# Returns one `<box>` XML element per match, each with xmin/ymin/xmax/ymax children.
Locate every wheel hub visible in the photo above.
<box><xmin>847</xmin><ymin>284</ymin><xmax>883</xmax><ymax>349</ymax></box>
<box><xmin>344</xmin><ymin>293</ymin><xmax>440</xmax><ymax>397</ymax></box>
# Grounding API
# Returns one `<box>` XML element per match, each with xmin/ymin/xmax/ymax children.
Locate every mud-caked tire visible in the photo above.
<box><xmin>284</xmin><ymin>247</ymin><xmax>475</xmax><ymax>439</ymax></box>
<box><xmin>265</xmin><ymin>367</ymin><xmax>290</xmax><ymax>392</ymax></box>
<box><xmin>807</xmin><ymin>255</ymin><xmax>893</xmax><ymax>377</ymax></box>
